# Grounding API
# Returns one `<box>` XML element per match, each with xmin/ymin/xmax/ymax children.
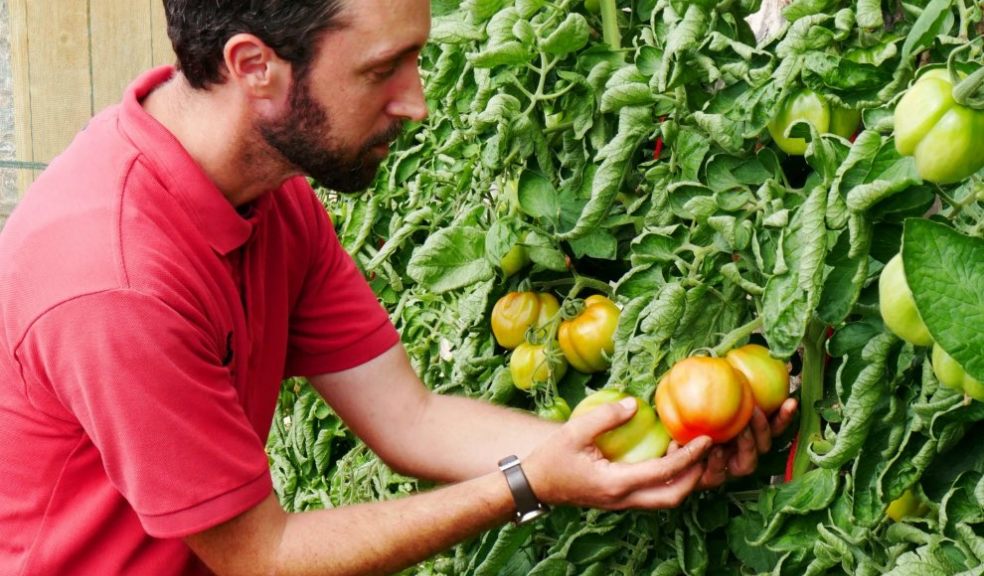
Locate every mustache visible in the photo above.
<box><xmin>364</xmin><ymin>122</ymin><xmax>405</xmax><ymax>149</ymax></box>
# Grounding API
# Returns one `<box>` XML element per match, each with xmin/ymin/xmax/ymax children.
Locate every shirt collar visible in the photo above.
<box><xmin>118</xmin><ymin>65</ymin><xmax>267</xmax><ymax>255</ymax></box>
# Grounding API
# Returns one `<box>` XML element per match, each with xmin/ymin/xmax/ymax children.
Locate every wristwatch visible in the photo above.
<box><xmin>497</xmin><ymin>455</ymin><xmax>549</xmax><ymax>525</ymax></box>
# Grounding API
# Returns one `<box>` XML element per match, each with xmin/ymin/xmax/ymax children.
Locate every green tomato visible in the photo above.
<box><xmin>509</xmin><ymin>342</ymin><xmax>567</xmax><ymax>391</ymax></box>
<box><xmin>499</xmin><ymin>242</ymin><xmax>531</xmax><ymax>277</ymax></box>
<box><xmin>932</xmin><ymin>344</ymin><xmax>984</xmax><ymax>402</ymax></box>
<box><xmin>895</xmin><ymin>68</ymin><xmax>984</xmax><ymax>184</ymax></box>
<box><xmin>570</xmin><ymin>390</ymin><xmax>671</xmax><ymax>463</ymax></box>
<box><xmin>584</xmin><ymin>0</ymin><xmax>600</xmax><ymax>12</ymax></box>
<box><xmin>886</xmin><ymin>489</ymin><xmax>930</xmax><ymax>522</ymax></box>
<box><xmin>537</xmin><ymin>397</ymin><xmax>572</xmax><ymax>422</ymax></box>
<box><xmin>878</xmin><ymin>254</ymin><xmax>933</xmax><ymax>347</ymax></box>
<box><xmin>768</xmin><ymin>89</ymin><xmax>860</xmax><ymax>155</ymax></box>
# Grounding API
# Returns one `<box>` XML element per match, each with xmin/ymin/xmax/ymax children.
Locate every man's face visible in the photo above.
<box><xmin>258</xmin><ymin>0</ymin><xmax>430</xmax><ymax>192</ymax></box>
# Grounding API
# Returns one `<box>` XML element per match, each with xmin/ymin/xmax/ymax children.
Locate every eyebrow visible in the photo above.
<box><xmin>359</xmin><ymin>43</ymin><xmax>424</xmax><ymax>72</ymax></box>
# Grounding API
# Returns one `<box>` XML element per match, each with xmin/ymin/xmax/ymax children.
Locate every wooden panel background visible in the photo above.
<box><xmin>3</xmin><ymin>0</ymin><xmax>173</xmax><ymax>201</ymax></box>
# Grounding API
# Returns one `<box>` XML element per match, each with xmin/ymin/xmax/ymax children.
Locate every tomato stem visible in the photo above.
<box><xmin>599</xmin><ymin>0</ymin><xmax>621</xmax><ymax>53</ymax></box>
<box><xmin>711</xmin><ymin>316</ymin><xmax>764</xmax><ymax>357</ymax></box>
<box><xmin>948</xmin><ymin>39</ymin><xmax>984</xmax><ymax>108</ymax></box>
<box><xmin>566</xmin><ymin>275</ymin><xmax>613</xmax><ymax>300</ymax></box>
<box><xmin>790</xmin><ymin>319</ymin><xmax>827</xmax><ymax>480</ymax></box>
<box><xmin>952</xmin><ymin>66</ymin><xmax>984</xmax><ymax>109</ymax></box>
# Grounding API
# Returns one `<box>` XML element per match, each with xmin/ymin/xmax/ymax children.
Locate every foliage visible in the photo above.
<box><xmin>267</xmin><ymin>0</ymin><xmax>984</xmax><ymax>573</ymax></box>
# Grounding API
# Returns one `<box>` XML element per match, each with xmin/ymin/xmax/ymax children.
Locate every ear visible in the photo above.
<box><xmin>222</xmin><ymin>33</ymin><xmax>292</xmax><ymax>103</ymax></box>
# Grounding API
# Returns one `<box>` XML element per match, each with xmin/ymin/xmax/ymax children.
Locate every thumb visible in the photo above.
<box><xmin>568</xmin><ymin>397</ymin><xmax>638</xmax><ymax>444</ymax></box>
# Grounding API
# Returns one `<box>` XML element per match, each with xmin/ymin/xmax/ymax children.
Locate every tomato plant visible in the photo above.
<box><xmin>284</xmin><ymin>0</ymin><xmax>984</xmax><ymax>573</ymax></box>
<box><xmin>509</xmin><ymin>342</ymin><xmax>567</xmax><ymax>391</ymax></box>
<box><xmin>724</xmin><ymin>344</ymin><xmax>790</xmax><ymax>415</ymax></box>
<box><xmin>654</xmin><ymin>356</ymin><xmax>755</xmax><ymax>444</ymax></box>
<box><xmin>490</xmin><ymin>292</ymin><xmax>560</xmax><ymax>349</ymax></box>
<box><xmin>878</xmin><ymin>254</ymin><xmax>933</xmax><ymax>347</ymax></box>
<box><xmin>557</xmin><ymin>295</ymin><xmax>620</xmax><ymax>373</ymax></box>
<box><xmin>767</xmin><ymin>88</ymin><xmax>860</xmax><ymax>155</ymax></box>
<box><xmin>570</xmin><ymin>389</ymin><xmax>671</xmax><ymax>463</ymax></box>
<box><xmin>894</xmin><ymin>69</ymin><xmax>984</xmax><ymax>184</ymax></box>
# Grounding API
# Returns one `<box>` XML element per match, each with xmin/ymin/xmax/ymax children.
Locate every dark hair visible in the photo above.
<box><xmin>163</xmin><ymin>0</ymin><xmax>346</xmax><ymax>89</ymax></box>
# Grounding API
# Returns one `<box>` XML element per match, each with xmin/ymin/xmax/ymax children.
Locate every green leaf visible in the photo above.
<box><xmin>430</xmin><ymin>16</ymin><xmax>485</xmax><ymax>44</ymax></box>
<box><xmin>901</xmin><ymin>0</ymin><xmax>956</xmax><ymax>61</ymax></box>
<box><xmin>856</xmin><ymin>0</ymin><xmax>884</xmax><ymax>28</ymax></box>
<box><xmin>816</xmin><ymin>229</ymin><xmax>869</xmax><ymax>325</ymax></box>
<box><xmin>469</xmin><ymin>41</ymin><xmax>532</xmax><ymax>68</ymax></box>
<box><xmin>407</xmin><ymin>225</ymin><xmax>494</xmax><ymax>293</ymax></box>
<box><xmin>518</xmin><ymin>170</ymin><xmax>560</xmax><ymax>223</ymax></box>
<box><xmin>763</xmin><ymin>186</ymin><xmax>828</xmax><ymax>358</ymax></box>
<box><xmin>540</xmin><ymin>13</ymin><xmax>590</xmax><ymax>56</ymax></box>
<box><xmin>569</xmin><ymin>229</ymin><xmax>618</xmax><ymax>260</ymax></box>
<box><xmin>558</xmin><ymin>106</ymin><xmax>650</xmax><ymax>240</ymax></box>
<box><xmin>903</xmin><ymin>220</ymin><xmax>984</xmax><ymax>382</ymax></box>
<box><xmin>526</xmin><ymin>231</ymin><xmax>568</xmax><ymax>271</ymax></box>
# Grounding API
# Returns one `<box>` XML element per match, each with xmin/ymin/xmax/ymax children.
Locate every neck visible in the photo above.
<box><xmin>142</xmin><ymin>72</ymin><xmax>297</xmax><ymax>207</ymax></box>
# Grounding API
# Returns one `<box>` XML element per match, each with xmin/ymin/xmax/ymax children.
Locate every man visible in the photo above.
<box><xmin>0</xmin><ymin>1</ymin><xmax>796</xmax><ymax>574</ymax></box>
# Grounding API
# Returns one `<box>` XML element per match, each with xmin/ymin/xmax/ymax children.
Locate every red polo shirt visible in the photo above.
<box><xmin>0</xmin><ymin>66</ymin><xmax>400</xmax><ymax>574</ymax></box>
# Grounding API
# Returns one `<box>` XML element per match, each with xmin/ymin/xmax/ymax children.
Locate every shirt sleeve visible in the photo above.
<box><xmin>16</xmin><ymin>290</ymin><xmax>273</xmax><ymax>538</ymax></box>
<box><xmin>283</xmin><ymin>182</ymin><xmax>400</xmax><ymax>377</ymax></box>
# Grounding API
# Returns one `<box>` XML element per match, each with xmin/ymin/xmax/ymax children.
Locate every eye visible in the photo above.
<box><xmin>370</xmin><ymin>61</ymin><xmax>400</xmax><ymax>82</ymax></box>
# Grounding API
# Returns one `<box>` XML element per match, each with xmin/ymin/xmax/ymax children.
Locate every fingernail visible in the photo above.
<box><xmin>619</xmin><ymin>397</ymin><xmax>637</xmax><ymax>410</ymax></box>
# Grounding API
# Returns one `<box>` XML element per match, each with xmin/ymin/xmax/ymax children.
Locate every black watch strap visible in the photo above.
<box><xmin>497</xmin><ymin>455</ymin><xmax>549</xmax><ymax>525</ymax></box>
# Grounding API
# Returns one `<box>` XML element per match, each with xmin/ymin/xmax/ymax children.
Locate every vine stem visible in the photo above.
<box><xmin>790</xmin><ymin>319</ymin><xmax>828</xmax><ymax>480</ymax></box>
<box><xmin>710</xmin><ymin>316</ymin><xmax>764</xmax><ymax>357</ymax></box>
<box><xmin>565</xmin><ymin>274</ymin><xmax>614</xmax><ymax>300</ymax></box>
<box><xmin>599</xmin><ymin>0</ymin><xmax>622</xmax><ymax>53</ymax></box>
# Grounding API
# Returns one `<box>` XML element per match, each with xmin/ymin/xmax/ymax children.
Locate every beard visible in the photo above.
<box><xmin>257</xmin><ymin>75</ymin><xmax>403</xmax><ymax>193</ymax></box>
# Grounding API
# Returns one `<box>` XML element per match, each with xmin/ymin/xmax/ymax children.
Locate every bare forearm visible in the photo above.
<box><xmin>385</xmin><ymin>393</ymin><xmax>559</xmax><ymax>482</ymax></box>
<box><xmin>275</xmin><ymin>471</ymin><xmax>513</xmax><ymax>576</ymax></box>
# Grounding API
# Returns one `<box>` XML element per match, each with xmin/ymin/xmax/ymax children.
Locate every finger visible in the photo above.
<box><xmin>620</xmin><ymin>462</ymin><xmax>706</xmax><ymax>509</ymax></box>
<box><xmin>698</xmin><ymin>446</ymin><xmax>729</xmax><ymax>490</ymax></box>
<box><xmin>770</xmin><ymin>398</ymin><xmax>799</xmax><ymax>437</ymax></box>
<box><xmin>666</xmin><ymin>441</ymin><xmax>681</xmax><ymax>454</ymax></box>
<box><xmin>567</xmin><ymin>397</ymin><xmax>638</xmax><ymax>445</ymax></box>
<box><xmin>727</xmin><ymin>428</ymin><xmax>757</xmax><ymax>477</ymax></box>
<box><xmin>613</xmin><ymin>436</ymin><xmax>712</xmax><ymax>488</ymax></box>
<box><xmin>750</xmin><ymin>408</ymin><xmax>772</xmax><ymax>455</ymax></box>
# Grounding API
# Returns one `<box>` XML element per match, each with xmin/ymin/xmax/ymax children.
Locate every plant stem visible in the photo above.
<box><xmin>599</xmin><ymin>0</ymin><xmax>621</xmax><ymax>53</ymax></box>
<box><xmin>790</xmin><ymin>319</ymin><xmax>827</xmax><ymax>480</ymax></box>
<box><xmin>711</xmin><ymin>316</ymin><xmax>764</xmax><ymax>357</ymax></box>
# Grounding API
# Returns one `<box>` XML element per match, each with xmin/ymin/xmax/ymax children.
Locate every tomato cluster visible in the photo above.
<box><xmin>654</xmin><ymin>345</ymin><xmax>790</xmax><ymax>444</ymax></box>
<box><xmin>894</xmin><ymin>69</ymin><xmax>984</xmax><ymax>184</ymax></box>
<box><xmin>492</xmin><ymin>291</ymin><xmax>622</xmax><ymax>419</ymax></box>
<box><xmin>879</xmin><ymin>253</ymin><xmax>982</xmax><ymax>402</ymax></box>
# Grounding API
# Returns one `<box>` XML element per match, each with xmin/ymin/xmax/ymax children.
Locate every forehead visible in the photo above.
<box><xmin>328</xmin><ymin>0</ymin><xmax>431</xmax><ymax>57</ymax></box>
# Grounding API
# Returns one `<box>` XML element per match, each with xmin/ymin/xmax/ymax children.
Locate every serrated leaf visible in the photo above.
<box><xmin>903</xmin><ymin>220</ymin><xmax>984</xmax><ymax>381</ymax></box>
<box><xmin>407</xmin><ymin>225</ymin><xmax>494</xmax><ymax>293</ymax></box>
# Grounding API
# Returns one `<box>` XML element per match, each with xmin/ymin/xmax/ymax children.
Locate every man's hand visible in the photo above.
<box><xmin>521</xmin><ymin>398</ymin><xmax>713</xmax><ymax>510</ymax></box>
<box><xmin>683</xmin><ymin>397</ymin><xmax>798</xmax><ymax>489</ymax></box>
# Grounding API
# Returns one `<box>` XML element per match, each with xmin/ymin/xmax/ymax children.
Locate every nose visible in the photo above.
<box><xmin>387</xmin><ymin>65</ymin><xmax>428</xmax><ymax>122</ymax></box>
